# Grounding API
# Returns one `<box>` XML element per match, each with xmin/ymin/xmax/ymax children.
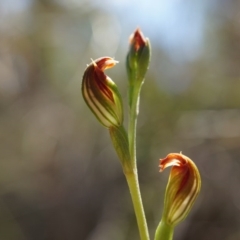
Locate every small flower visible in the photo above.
<box><xmin>130</xmin><ymin>28</ymin><xmax>147</xmax><ymax>52</ymax></box>
<box><xmin>159</xmin><ymin>153</ymin><xmax>201</xmax><ymax>227</ymax></box>
<box><xmin>126</xmin><ymin>28</ymin><xmax>151</xmax><ymax>83</ymax></box>
<box><xmin>82</xmin><ymin>57</ymin><xmax>123</xmax><ymax>128</ymax></box>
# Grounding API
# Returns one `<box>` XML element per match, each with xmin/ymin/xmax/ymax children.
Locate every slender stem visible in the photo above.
<box><xmin>154</xmin><ymin>221</ymin><xmax>174</xmax><ymax>240</ymax></box>
<box><xmin>127</xmin><ymin>81</ymin><xmax>149</xmax><ymax>239</ymax></box>
<box><xmin>124</xmin><ymin>169</ymin><xmax>150</xmax><ymax>240</ymax></box>
<box><xmin>128</xmin><ymin>84</ymin><xmax>142</xmax><ymax>168</ymax></box>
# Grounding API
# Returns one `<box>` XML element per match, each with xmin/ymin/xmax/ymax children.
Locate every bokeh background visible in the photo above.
<box><xmin>1</xmin><ymin>0</ymin><xmax>240</xmax><ymax>239</ymax></box>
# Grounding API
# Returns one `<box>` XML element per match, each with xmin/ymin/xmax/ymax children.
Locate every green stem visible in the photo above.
<box><xmin>128</xmin><ymin>84</ymin><xmax>142</xmax><ymax>168</ymax></box>
<box><xmin>109</xmin><ymin>124</ymin><xmax>149</xmax><ymax>240</ymax></box>
<box><xmin>154</xmin><ymin>221</ymin><xmax>174</xmax><ymax>240</ymax></box>
<box><xmin>127</xmin><ymin>80</ymin><xmax>149</xmax><ymax>240</ymax></box>
<box><xmin>126</xmin><ymin>54</ymin><xmax>150</xmax><ymax>239</ymax></box>
<box><xmin>124</xmin><ymin>169</ymin><xmax>150</xmax><ymax>240</ymax></box>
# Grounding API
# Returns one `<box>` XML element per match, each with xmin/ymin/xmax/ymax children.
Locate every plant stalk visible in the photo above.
<box><xmin>126</xmin><ymin>81</ymin><xmax>149</xmax><ymax>240</ymax></box>
<box><xmin>128</xmin><ymin>83</ymin><xmax>142</xmax><ymax>168</ymax></box>
<box><xmin>124</xmin><ymin>169</ymin><xmax>150</xmax><ymax>240</ymax></box>
<box><xmin>154</xmin><ymin>221</ymin><xmax>174</xmax><ymax>240</ymax></box>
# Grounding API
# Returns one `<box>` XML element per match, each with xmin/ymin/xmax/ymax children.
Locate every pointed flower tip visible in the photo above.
<box><xmin>159</xmin><ymin>153</ymin><xmax>201</xmax><ymax>227</ymax></box>
<box><xmin>129</xmin><ymin>28</ymin><xmax>147</xmax><ymax>51</ymax></box>
<box><xmin>91</xmin><ymin>57</ymin><xmax>118</xmax><ymax>71</ymax></box>
<box><xmin>159</xmin><ymin>153</ymin><xmax>187</xmax><ymax>172</ymax></box>
<box><xmin>82</xmin><ymin>57</ymin><xmax>123</xmax><ymax>128</ymax></box>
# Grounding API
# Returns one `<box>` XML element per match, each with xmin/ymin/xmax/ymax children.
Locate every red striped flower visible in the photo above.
<box><xmin>82</xmin><ymin>57</ymin><xmax>123</xmax><ymax>128</ymax></box>
<box><xmin>159</xmin><ymin>153</ymin><xmax>201</xmax><ymax>226</ymax></box>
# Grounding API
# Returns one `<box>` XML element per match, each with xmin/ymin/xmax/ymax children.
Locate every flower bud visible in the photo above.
<box><xmin>126</xmin><ymin>28</ymin><xmax>151</xmax><ymax>84</ymax></box>
<box><xmin>82</xmin><ymin>57</ymin><xmax>123</xmax><ymax>128</ymax></box>
<box><xmin>159</xmin><ymin>153</ymin><xmax>201</xmax><ymax>227</ymax></box>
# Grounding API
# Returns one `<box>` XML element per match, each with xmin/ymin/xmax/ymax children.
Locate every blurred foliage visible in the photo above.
<box><xmin>0</xmin><ymin>0</ymin><xmax>240</xmax><ymax>240</ymax></box>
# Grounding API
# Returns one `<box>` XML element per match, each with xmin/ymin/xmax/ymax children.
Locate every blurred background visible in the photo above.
<box><xmin>0</xmin><ymin>0</ymin><xmax>240</xmax><ymax>239</ymax></box>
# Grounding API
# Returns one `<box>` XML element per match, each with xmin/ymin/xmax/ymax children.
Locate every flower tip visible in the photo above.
<box><xmin>91</xmin><ymin>57</ymin><xmax>119</xmax><ymax>71</ymax></box>
<box><xmin>103</xmin><ymin>58</ymin><xmax>119</xmax><ymax>69</ymax></box>
<box><xmin>159</xmin><ymin>159</ymin><xmax>164</xmax><ymax>172</ymax></box>
<box><xmin>159</xmin><ymin>165</ymin><xmax>163</xmax><ymax>172</ymax></box>
<box><xmin>159</xmin><ymin>153</ymin><xmax>187</xmax><ymax>172</ymax></box>
<box><xmin>129</xmin><ymin>28</ymin><xmax>147</xmax><ymax>51</ymax></box>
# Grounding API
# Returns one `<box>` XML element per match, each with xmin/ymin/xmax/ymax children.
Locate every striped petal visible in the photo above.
<box><xmin>82</xmin><ymin>57</ymin><xmax>123</xmax><ymax>128</ymax></box>
<box><xmin>159</xmin><ymin>153</ymin><xmax>201</xmax><ymax>226</ymax></box>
